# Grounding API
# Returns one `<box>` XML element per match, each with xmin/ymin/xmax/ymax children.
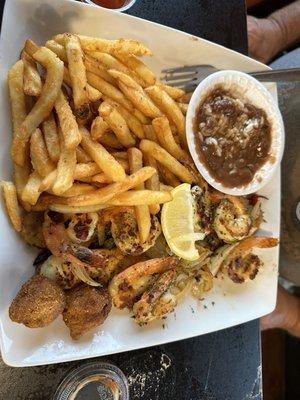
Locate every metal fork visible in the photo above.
<box><xmin>161</xmin><ymin>64</ymin><xmax>300</xmax><ymax>91</ymax></box>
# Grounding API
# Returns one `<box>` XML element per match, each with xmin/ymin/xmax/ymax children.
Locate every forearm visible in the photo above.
<box><xmin>268</xmin><ymin>0</ymin><xmax>300</xmax><ymax>52</ymax></box>
<box><xmin>261</xmin><ymin>286</ymin><xmax>300</xmax><ymax>338</ymax></box>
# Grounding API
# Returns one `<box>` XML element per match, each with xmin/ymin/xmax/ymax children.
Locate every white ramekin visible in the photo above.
<box><xmin>186</xmin><ymin>70</ymin><xmax>285</xmax><ymax>196</ymax></box>
<box><xmin>82</xmin><ymin>0</ymin><xmax>137</xmax><ymax>12</ymax></box>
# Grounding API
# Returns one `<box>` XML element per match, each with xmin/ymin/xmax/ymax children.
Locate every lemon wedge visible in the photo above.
<box><xmin>161</xmin><ymin>183</ymin><xmax>202</xmax><ymax>261</ymax></box>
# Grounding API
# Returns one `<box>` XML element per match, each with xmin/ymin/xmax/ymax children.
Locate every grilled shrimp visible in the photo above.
<box><xmin>209</xmin><ymin>236</ymin><xmax>278</xmax><ymax>282</ymax></box>
<box><xmin>40</xmin><ymin>248</ymin><xmax>126</xmax><ymax>289</ymax></box>
<box><xmin>191</xmin><ymin>185</ymin><xmax>212</xmax><ymax>236</ymax></box>
<box><xmin>109</xmin><ymin>256</ymin><xmax>178</xmax><ymax>309</ymax></box>
<box><xmin>227</xmin><ymin>253</ymin><xmax>262</xmax><ymax>283</ymax></box>
<box><xmin>67</xmin><ymin>213</ymin><xmax>98</xmax><ymax>244</ymax></box>
<box><xmin>43</xmin><ymin>212</ymin><xmax>107</xmax><ymax>268</ymax></box>
<box><xmin>100</xmin><ymin>207</ymin><xmax>161</xmax><ymax>255</ymax></box>
<box><xmin>133</xmin><ymin>269</ymin><xmax>177</xmax><ymax>324</ymax></box>
<box><xmin>211</xmin><ymin>192</ymin><xmax>251</xmax><ymax>243</ymax></box>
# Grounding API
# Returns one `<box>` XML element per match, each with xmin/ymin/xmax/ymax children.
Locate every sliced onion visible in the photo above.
<box><xmin>67</xmin><ymin>212</ymin><xmax>98</xmax><ymax>244</ymax></box>
<box><xmin>251</xmin><ymin>201</ymin><xmax>262</xmax><ymax>221</ymax></box>
<box><xmin>72</xmin><ymin>264</ymin><xmax>101</xmax><ymax>287</ymax></box>
<box><xmin>209</xmin><ymin>243</ymin><xmax>238</xmax><ymax>276</ymax></box>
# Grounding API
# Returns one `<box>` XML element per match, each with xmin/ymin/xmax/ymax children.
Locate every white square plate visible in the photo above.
<box><xmin>0</xmin><ymin>0</ymin><xmax>280</xmax><ymax>367</ymax></box>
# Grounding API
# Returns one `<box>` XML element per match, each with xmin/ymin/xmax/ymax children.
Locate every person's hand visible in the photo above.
<box><xmin>247</xmin><ymin>15</ymin><xmax>284</xmax><ymax>64</ymax></box>
<box><xmin>261</xmin><ymin>285</ymin><xmax>300</xmax><ymax>337</ymax></box>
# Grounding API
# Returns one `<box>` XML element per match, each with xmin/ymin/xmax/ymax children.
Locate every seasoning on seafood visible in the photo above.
<box><xmin>100</xmin><ymin>207</ymin><xmax>161</xmax><ymax>255</ymax></box>
<box><xmin>109</xmin><ymin>256</ymin><xmax>178</xmax><ymax>309</ymax></box>
<box><xmin>133</xmin><ymin>269</ymin><xmax>177</xmax><ymax>324</ymax></box>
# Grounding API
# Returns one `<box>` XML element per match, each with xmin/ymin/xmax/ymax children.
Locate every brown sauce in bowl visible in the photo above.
<box><xmin>194</xmin><ymin>87</ymin><xmax>272</xmax><ymax>187</ymax></box>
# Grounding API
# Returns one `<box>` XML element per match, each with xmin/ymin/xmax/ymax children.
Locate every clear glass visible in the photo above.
<box><xmin>53</xmin><ymin>361</ymin><xmax>129</xmax><ymax>400</ymax></box>
<box><xmin>81</xmin><ymin>0</ymin><xmax>137</xmax><ymax>12</ymax></box>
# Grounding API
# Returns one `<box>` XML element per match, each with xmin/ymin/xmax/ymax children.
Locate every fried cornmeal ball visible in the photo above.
<box><xmin>9</xmin><ymin>275</ymin><xmax>65</xmax><ymax>328</ymax></box>
<box><xmin>63</xmin><ymin>285</ymin><xmax>112</xmax><ymax>340</ymax></box>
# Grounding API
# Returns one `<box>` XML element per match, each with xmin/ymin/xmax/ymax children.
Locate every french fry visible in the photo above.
<box><xmin>30</xmin><ymin>128</ymin><xmax>55</xmax><ymax>177</ymax></box>
<box><xmin>54</xmin><ymin>34</ymin><xmax>152</xmax><ymax>56</ymax></box>
<box><xmin>87</xmin><ymin>71</ymin><xmax>133</xmax><ymax>111</ymax></box>
<box><xmin>158</xmin><ymin>164</ymin><xmax>181</xmax><ymax>187</ymax></box>
<box><xmin>128</xmin><ymin>148</ymin><xmax>151</xmax><ymax>243</ymax></box>
<box><xmin>54</xmin><ymin>90</ymin><xmax>81</xmax><ymax>149</ymax></box>
<box><xmin>21</xmin><ymin>171</ymin><xmax>43</xmax><ymax>205</ymax></box>
<box><xmin>99</xmin><ymin>102</ymin><xmax>135</xmax><ymax>148</ymax></box>
<box><xmin>143</xmin><ymin>153</ymin><xmax>160</xmax><ymax>214</ymax></box>
<box><xmin>21</xmin><ymin>51</ymin><xmax>42</xmax><ymax>97</ymax></box>
<box><xmin>144</xmin><ymin>124</ymin><xmax>158</xmax><ymax>142</ymax></box>
<box><xmin>12</xmin><ymin>46</ymin><xmax>64</xmax><ymax>166</ymax></box>
<box><xmin>177</xmin><ymin>102</ymin><xmax>188</xmax><ymax>115</ymax></box>
<box><xmin>145</xmin><ymin>85</ymin><xmax>187</xmax><ymax>148</ymax></box>
<box><xmin>76</xmin><ymin>146</ymin><xmax>92</xmax><ymax>163</ymax></box>
<box><xmin>91</xmin><ymin>116</ymin><xmax>110</xmax><ymax>141</ymax></box>
<box><xmin>109</xmin><ymin>69</ymin><xmax>162</xmax><ymax>118</ymax></box>
<box><xmin>74</xmin><ymin>162</ymin><xmax>102</xmax><ymax>179</ymax></box>
<box><xmin>113</xmin><ymin>53</ymin><xmax>156</xmax><ymax>87</ymax></box>
<box><xmin>86</xmin><ymin>83</ymin><xmax>102</xmax><ymax>102</ymax></box>
<box><xmin>89</xmin><ymin>52</ymin><xmax>145</xmax><ymax>87</ymax></box>
<box><xmin>47</xmin><ymin>183</ymin><xmax>96</xmax><ymax>197</ymax></box>
<box><xmin>133</xmin><ymin>108</ymin><xmax>150</xmax><ymax>124</ymax></box>
<box><xmin>84</xmin><ymin>55</ymin><xmax>116</xmax><ymax>85</ymax></box>
<box><xmin>52</xmin><ymin>126</ymin><xmax>77</xmax><ymax>195</ymax></box>
<box><xmin>49</xmin><ymin>203</ymin><xmax>108</xmax><ymax>214</ymax></box>
<box><xmin>88</xmin><ymin>52</ymin><xmax>129</xmax><ymax>74</ymax></box>
<box><xmin>51</xmin><ymin>167</ymin><xmax>156</xmax><ymax>206</ymax></box>
<box><xmin>63</xmin><ymin>66</ymin><xmax>72</xmax><ymax>86</ymax></box>
<box><xmin>64</xmin><ymin>33</ymin><xmax>90</xmax><ymax>121</ymax></box>
<box><xmin>41</xmin><ymin>162</ymin><xmax>102</xmax><ymax>191</ymax></box>
<box><xmin>8</xmin><ymin>60</ymin><xmax>31</xmax><ymax>210</ymax></box>
<box><xmin>42</xmin><ymin>113</ymin><xmax>60</xmax><ymax>163</ymax></box>
<box><xmin>7</xmin><ymin>60</ymin><xmax>27</xmax><ymax>138</ymax></box>
<box><xmin>91</xmin><ymin>173</ymin><xmax>113</xmax><ymax>184</ymax></box>
<box><xmin>152</xmin><ymin>117</ymin><xmax>188</xmax><ymax>161</ymax></box>
<box><xmin>159</xmin><ymin>183</ymin><xmax>174</xmax><ymax>192</ymax></box>
<box><xmin>80</xmin><ymin>127</ymin><xmax>126</xmax><ymax>182</ymax></box>
<box><xmin>111</xmin><ymin>151</ymin><xmax>127</xmax><ymax>160</ymax></box>
<box><xmin>157</xmin><ymin>84</ymin><xmax>185</xmax><ymax>100</ymax></box>
<box><xmin>14</xmin><ymin>164</ymin><xmax>31</xmax><ymax>211</ymax></box>
<box><xmin>45</xmin><ymin>40</ymin><xmax>68</xmax><ymax>62</ymax></box>
<box><xmin>140</xmin><ymin>140</ymin><xmax>193</xmax><ymax>183</ymax></box>
<box><xmin>148</xmin><ymin>203</ymin><xmax>160</xmax><ymax>215</ymax></box>
<box><xmin>118</xmin><ymin>158</ymin><xmax>129</xmax><ymax>173</ymax></box>
<box><xmin>103</xmin><ymin>97</ymin><xmax>145</xmax><ymax>139</ymax></box>
<box><xmin>52</xmin><ymin>147</ymin><xmax>76</xmax><ymax>195</ymax></box>
<box><xmin>64</xmin><ymin>54</ymin><xmax>115</xmax><ymax>100</ymax></box>
<box><xmin>144</xmin><ymin>125</ymin><xmax>167</xmax><ymax>196</ymax></box>
<box><xmin>1</xmin><ymin>181</ymin><xmax>22</xmax><ymax>232</ymax></box>
<box><xmin>99</xmin><ymin>131</ymin><xmax>123</xmax><ymax>150</ymax></box>
<box><xmin>24</xmin><ymin>39</ymin><xmax>39</xmax><ymax>57</ymax></box>
<box><xmin>108</xmin><ymin>190</ymin><xmax>172</xmax><ymax>206</ymax></box>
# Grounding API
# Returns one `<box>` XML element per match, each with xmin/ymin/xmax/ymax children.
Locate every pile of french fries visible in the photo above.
<box><xmin>2</xmin><ymin>33</ymin><xmax>196</xmax><ymax>244</ymax></box>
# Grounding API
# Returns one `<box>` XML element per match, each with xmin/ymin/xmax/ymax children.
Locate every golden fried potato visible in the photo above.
<box><xmin>9</xmin><ymin>275</ymin><xmax>65</xmax><ymax>328</ymax></box>
<box><xmin>63</xmin><ymin>285</ymin><xmax>111</xmax><ymax>340</ymax></box>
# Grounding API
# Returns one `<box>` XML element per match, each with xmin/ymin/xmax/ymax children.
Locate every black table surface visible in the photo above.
<box><xmin>0</xmin><ymin>1</ymin><xmax>262</xmax><ymax>400</ymax></box>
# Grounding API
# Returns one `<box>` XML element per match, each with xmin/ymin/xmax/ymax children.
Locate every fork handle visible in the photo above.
<box><xmin>250</xmin><ymin>68</ymin><xmax>300</xmax><ymax>82</ymax></box>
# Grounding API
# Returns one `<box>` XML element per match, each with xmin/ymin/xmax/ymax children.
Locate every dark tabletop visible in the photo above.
<box><xmin>0</xmin><ymin>1</ymin><xmax>262</xmax><ymax>400</ymax></box>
